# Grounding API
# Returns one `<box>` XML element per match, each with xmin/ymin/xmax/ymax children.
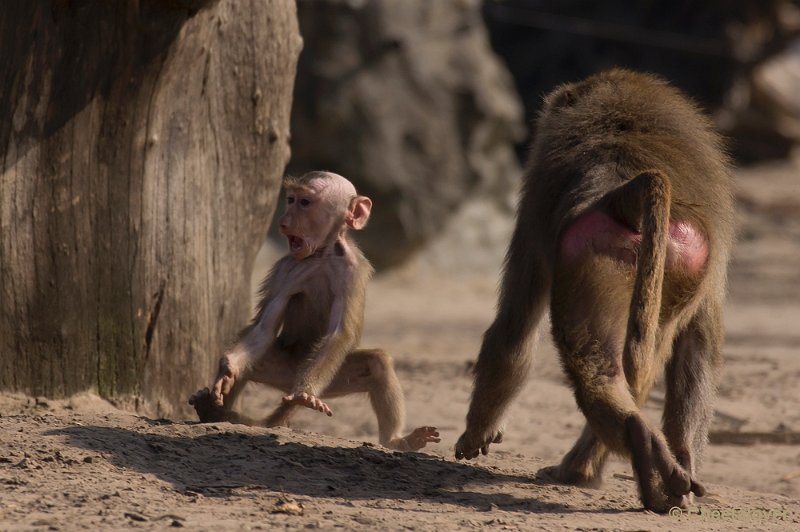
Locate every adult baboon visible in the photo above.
<box><xmin>455</xmin><ymin>69</ymin><xmax>734</xmax><ymax>512</ymax></box>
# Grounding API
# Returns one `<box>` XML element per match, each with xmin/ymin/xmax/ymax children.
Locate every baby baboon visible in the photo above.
<box><xmin>190</xmin><ymin>171</ymin><xmax>439</xmax><ymax>451</ymax></box>
<box><xmin>455</xmin><ymin>69</ymin><xmax>734</xmax><ymax>512</ymax></box>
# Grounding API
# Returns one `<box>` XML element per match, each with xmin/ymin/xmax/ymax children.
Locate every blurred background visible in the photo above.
<box><xmin>273</xmin><ymin>0</ymin><xmax>800</xmax><ymax>273</ymax></box>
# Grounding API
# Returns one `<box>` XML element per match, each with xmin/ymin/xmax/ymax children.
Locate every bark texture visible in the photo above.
<box><xmin>0</xmin><ymin>0</ymin><xmax>301</xmax><ymax>418</ymax></box>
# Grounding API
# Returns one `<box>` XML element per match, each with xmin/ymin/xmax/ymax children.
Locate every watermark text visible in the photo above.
<box><xmin>669</xmin><ymin>506</ymin><xmax>788</xmax><ymax>521</ymax></box>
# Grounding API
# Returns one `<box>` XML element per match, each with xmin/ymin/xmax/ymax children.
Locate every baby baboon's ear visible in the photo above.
<box><xmin>346</xmin><ymin>196</ymin><xmax>372</xmax><ymax>230</ymax></box>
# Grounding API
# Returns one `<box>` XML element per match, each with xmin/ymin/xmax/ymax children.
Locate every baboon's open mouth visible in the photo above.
<box><xmin>287</xmin><ymin>235</ymin><xmax>305</xmax><ymax>253</ymax></box>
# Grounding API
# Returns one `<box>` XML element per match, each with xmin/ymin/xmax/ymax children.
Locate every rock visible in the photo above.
<box><xmin>735</xmin><ymin>39</ymin><xmax>800</xmax><ymax>160</ymax></box>
<box><xmin>416</xmin><ymin>195</ymin><xmax>516</xmax><ymax>274</ymax></box>
<box><xmin>289</xmin><ymin>0</ymin><xmax>524</xmax><ymax>269</ymax></box>
<box><xmin>483</xmin><ymin>0</ymin><xmax>800</xmax><ymax>163</ymax></box>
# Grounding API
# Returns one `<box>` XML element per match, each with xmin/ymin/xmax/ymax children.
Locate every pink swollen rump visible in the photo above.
<box><xmin>559</xmin><ymin>211</ymin><xmax>708</xmax><ymax>274</ymax></box>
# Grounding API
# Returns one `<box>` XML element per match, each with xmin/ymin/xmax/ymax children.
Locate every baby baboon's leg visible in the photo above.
<box><xmin>663</xmin><ymin>301</ymin><xmax>722</xmax><ymax>482</ymax></box>
<box><xmin>250</xmin><ymin>350</ymin><xmax>300</xmax><ymax>427</ymax></box>
<box><xmin>323</xmin><ymin>349</ymin><xmax>439</xmax><ymax>451</ymax></box>
<box><xmin>190</xmin><ymin>347</ymin><xmax>298</xmax><ymax>427</ymax></box>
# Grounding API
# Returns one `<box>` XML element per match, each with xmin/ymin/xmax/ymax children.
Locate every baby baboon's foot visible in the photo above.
<box><xmin>454</xmin><ymin>428</ymin><xmax>503</xmax><ymax>459</ymax></box>
<box><xmin>282</xmin><ymin>392</ymin><xmax>332</xmax><ymax>416</ymax></box>
<box><xmin>188</xmin><ymin>388</ymin><xmax>229</xmax><ymax>423</ymax></box>
<box><xmin>392</xmin><ymin>426</ymin><xmax>440</xmax><ymax>451</ymax></box>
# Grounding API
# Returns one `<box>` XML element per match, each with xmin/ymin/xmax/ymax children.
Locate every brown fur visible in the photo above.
<box><xmin>189</xmin><ymin>171</ymin><xmax>439</xmax><ymax>451</ymax></box>
<box><xmin>455</xmin><ymin>69</ymin><xmax>734</xmax><ymax>512</ymax></box>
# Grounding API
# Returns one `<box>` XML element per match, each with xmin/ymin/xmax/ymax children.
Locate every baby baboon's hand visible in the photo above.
<box><xmin>398</xmin><ymin>426</ymin><xmax>441</xmax><ymax>451</ymax></box>
<box><xmin>211</xmin><ymin>357</ymin><xmax>239</xmax><ymax>406</ymax></box>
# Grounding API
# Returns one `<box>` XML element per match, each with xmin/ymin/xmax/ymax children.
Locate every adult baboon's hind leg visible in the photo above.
<box><xmin>548</xmin><ymin>424</ymin><xmax>609</xmax><ymax>487</ymax></box>
<box><xmin>565</xmin><ymin>364</ymin><xmax>700</xmax><ymax>512</ymax></box>
<box><xmin>662</xmin><ymin>300</ymin><xmax>723</xmax><ymax>501</ymax></box>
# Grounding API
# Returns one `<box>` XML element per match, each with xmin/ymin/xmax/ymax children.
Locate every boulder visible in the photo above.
<box><xmin>288</xmin><ymin>0</ymin><xmax>525</xmax><ymax>269</ymax></box>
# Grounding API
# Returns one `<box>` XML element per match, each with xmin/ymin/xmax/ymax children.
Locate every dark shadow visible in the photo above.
<box><xmin>43</xmin><ymin>423</ymin><xmax>630</xmax><ymax>515</ymax></box>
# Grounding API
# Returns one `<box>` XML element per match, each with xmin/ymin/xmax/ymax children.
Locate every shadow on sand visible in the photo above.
<box><xmin>48</xmin><ymin>421</ymin><xmax>632</xmax><ymax>516</ymax></box>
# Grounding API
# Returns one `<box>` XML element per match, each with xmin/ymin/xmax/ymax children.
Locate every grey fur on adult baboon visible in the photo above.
<box><xmin>454</xmin><ymin>69</ymin><xmax>734</xmax><ymax>512</ymax></box>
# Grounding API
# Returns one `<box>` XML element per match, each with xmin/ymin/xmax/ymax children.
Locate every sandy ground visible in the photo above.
<box><xmin>2</xmin><ymin>158</ymin><xmax>800</xmax><ymax>530</ymax></box>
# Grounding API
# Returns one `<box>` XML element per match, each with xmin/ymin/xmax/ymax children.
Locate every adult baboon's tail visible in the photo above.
<box><xmin>621</xmin><ymin>170</ymin><xmax>672</xmax><ymax>401</ymax></box>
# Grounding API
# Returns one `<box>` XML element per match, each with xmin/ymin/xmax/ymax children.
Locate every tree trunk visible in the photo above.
<box><xmin>0</xmin><ymin>0</ymin><xmax>301</xmax><ymax>418</ymax></box>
